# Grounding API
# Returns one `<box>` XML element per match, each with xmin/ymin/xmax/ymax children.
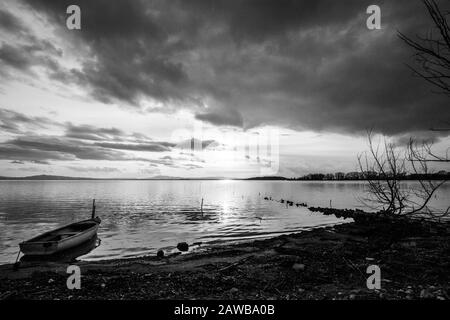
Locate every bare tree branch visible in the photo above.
<box><xmin>398</xmin><ymin>0</ymin><xmax>450</xmax><ymax>96</ymax></box>
<box><xmin>358</xmin><ymin>132</ymin><xmax>448</xmax><ymax>220</ymax></box>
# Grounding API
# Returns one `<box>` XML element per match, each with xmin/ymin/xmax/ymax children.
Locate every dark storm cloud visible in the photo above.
<box><xmin>0</xmin><ymin>41</ymin><xmax>63</xmax><ymax>81</ymax></box>
<box><xmin>64</xmin><ymin>123</ymin><xmax>179</xmax><ymax>150</ymax></box>
<box><xmin>392</xmin><ymin>131</ymin><xmax>443</xmax><ymax>146</ymax></box>
<box><xmin>5</xmin><ymin>137</ymin><xmax>133</xmax><ymax>161</ymax></box>
<box><xmin>1</xmin><ymin>109</ymin><xmax>198</xmax><ymax>165</ymax></box>
<box><xmin>0</xmin><ymin>43</ymin><xmax>32</xmax><ymax>70</ymax></box>
<box><xmin>9</xmin><ymin>159</ymin><xmax>50</xmax><ymax>165</ymax></box>
<box><xmin>0</xmin><ymin>7</ymin><xmax>64</xmax><ymax>79</ymax></box>
<box><xmin>177</xmin><ymin>0</ymin><xmax>369</xmax><ymax>42</ymax></box>
<box><xmin>93</xmin><ymin>142</ymin><xmax>173</xmax><ymax>152</ymax></box>
<box><xmin>23</xmin><ymin>0</ymin><xmax>191</xmax><ymax>105</ymax></box>
<box><xmin>195</xmin><ymin>108</ymin><xmax>243</xmax><ymax>127</ymax></box>
<box><xmin>65</xmin><ymin>123</ymin><xmax>126</xmax><ymax>141</ymax></box>
<box><xmin>0</xmin><ymin>109</ymin><xmax>185</xmax><ymax>164</ymax></box>
<box><xmin>0</xmin><ymin>144</ymin><xmax>74</xmax><ymax>162</ymax></box>
<box><xmin>10</xmin><ymin>160</ymin><xmax>25</xmax><ymax>164</ymax></box>
<box><xmin>22</xmin><ymin>0</ymin><xmax>450</xmax><ymax>135</ymax></box>
<box><xmin>0</xmin><ymin>135</ymin><xmax>174</xmax><ymax>163</ymax></box>
<box><xmin>0</xmin><ymin>9</ymin><xmax>26</xmax><ymax>33</ymax></box>
<box><xmin>0</xmin><ymin>108</ymin><xmax>57</xmax><ymax>133</ymax></box>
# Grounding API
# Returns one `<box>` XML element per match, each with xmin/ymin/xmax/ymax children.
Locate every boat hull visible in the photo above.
<box><xmin>19</xmin><ymin>219</ymin><xmax>100</xmax><ymax>256</ymax></box>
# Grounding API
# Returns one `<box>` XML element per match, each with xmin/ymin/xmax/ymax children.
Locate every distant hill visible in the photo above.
<box><xmin>147</xmin><ymin>175</ymin><xmax>228</xmax><ymax>180</ymax></box>
<box><xmin>1</xmin><ymin>172</ymin><xmax>446</xmax><ymax>181</ymax></box>
<box><xmin>246</xmin><ymin>176</ymin><xmax>288</xmax><ymax>180</ymax></box>
<box><xmin>146</xmin><ymin>175</ymin><xmax>184</xmax><ymax>180</ymax></box>
<box><xmin>0</xmin><ymin>175</ymin><xmax>95</xmax><ymax>180</ymax></box>
<box><xmin>0</xmin><ymin>174</ymin><xmax>228</xmax><ymax>180</ymax></box>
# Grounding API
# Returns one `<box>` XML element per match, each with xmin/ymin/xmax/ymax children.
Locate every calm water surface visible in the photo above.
<box><xmin>0</xmin><ymin>180</ymin><xmax>448</xmax><ymax>264</ymax></box>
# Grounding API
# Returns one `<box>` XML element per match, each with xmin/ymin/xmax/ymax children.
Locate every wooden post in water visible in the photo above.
<box><xmin>91</xmin><ymin>199</ymin><xmax>96</xmax><ymax>219</ymax></box>
<box><xmin>201</xmin><ymin>198</ymin><xmax>204</xmax><ymax>215</ymax></box>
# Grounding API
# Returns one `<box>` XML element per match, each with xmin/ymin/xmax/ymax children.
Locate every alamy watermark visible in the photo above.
<box><xmin>366</xmin><ymin>5</ymin><xmax>381</xmax><ymax>30</ymax></box>
<box><xmin>66</xmin><ymin>265</ymin><xmax>81</xmax><ymax>290</ymax></box>
<box><xmin>170</xmin><ymin>123</ymin><xmax>280</xmax><ymax>176</ymax></box>
<box><xmin>366</xmin><ymin>265</ymin><xmax>381</xmax><ymax>290</ymax></box>
<box><xmin>66</xmin><ymin>5</ymin><xmax>81</xmax><ymax>30</ymax></box>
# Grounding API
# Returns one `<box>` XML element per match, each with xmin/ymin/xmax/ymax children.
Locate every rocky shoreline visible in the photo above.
<box><xmin>0</xmin><ymin>209</ymin><xmax>449</xmax><ymax>300</ymax></box>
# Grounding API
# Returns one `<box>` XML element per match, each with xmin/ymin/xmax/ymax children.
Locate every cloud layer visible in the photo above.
<box><xmin>1</xmin><ymin>0</ymin><xmax>449</xmax><ymax>138</ymax></box>
<box><xmin>0</xmin><ymin>108</ymin><xmax>216</xmax><ymax>173</ymax></box>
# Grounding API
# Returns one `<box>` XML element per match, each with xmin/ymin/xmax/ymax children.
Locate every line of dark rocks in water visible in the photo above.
<box><xmin>262</xmin><ymin>195</ymin><xmax>381</xmax><ymax>221</ymax></box>
<box><xmin>308</xmin><ymin>206</ymin><xmax>450</xmax><ymax>234</ymax></box>
<box><xmin>308</xmin><ymin>207</ymin><xmax>366</xmax><ymax>220</ymax></box>
<box><xmin>263</xmin><ymin>196</ymin><xmax>307</xmax><ymax>207</ymax></box>
<box><xmin>262</xmin><ymin>193</ymin><xmax>448</xmax><ymax>229</ymax></box>
<box><xmin>262</xmin><ymin>193</ymin><xmax>449</xmax><ymax>234</ymax></box>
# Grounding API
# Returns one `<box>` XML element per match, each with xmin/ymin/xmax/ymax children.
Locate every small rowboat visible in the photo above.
<box><xmin>19</xmin><ymin>200</ymin><xmax>101</xmax><ymax>256</ymax></box>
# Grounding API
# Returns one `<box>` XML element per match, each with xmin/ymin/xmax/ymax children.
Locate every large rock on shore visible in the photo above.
<box><xmin>177</xmin><ymin>242</ymin><xmax>189</xmax><ymax>252</ymax></box>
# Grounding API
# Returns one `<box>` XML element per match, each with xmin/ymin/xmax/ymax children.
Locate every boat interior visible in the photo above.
<box><xmin>30</xmin><ymin>221</ymin><xmax>97</xmax><ymax>242</ymax></box>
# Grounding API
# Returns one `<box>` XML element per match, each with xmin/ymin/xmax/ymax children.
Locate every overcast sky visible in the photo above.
<box><xmin>0</xmin><ymin>0</ymin><xmax>449</xmax><ymax>178</ymax></box>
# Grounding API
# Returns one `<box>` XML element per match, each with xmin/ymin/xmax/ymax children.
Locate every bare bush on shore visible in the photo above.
<box><xmin>358</xmin><ymin>132</ymin><xmax>449</xmax><ymax>220</ymax></box>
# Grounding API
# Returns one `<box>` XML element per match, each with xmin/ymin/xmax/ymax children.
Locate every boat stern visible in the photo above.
<box><xmin>19</xmin><ymin>241</ymin><xmax>59</xmax><ymax>256</ymax></box>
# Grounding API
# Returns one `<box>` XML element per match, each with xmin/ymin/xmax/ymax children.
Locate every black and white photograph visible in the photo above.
<box><xmin>0</xmin><ymin>0</ymin><xmax>449</xmax><ymax>315</ymax></box>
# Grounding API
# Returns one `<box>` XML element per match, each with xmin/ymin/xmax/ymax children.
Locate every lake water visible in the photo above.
<box><xmin>0</xmin><ymin>180</ymin><xmax>448</xmax><ymax>264</ymax></box>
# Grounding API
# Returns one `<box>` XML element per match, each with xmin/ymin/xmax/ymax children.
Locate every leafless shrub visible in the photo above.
<box><xmin>358</xmin><ymin>132</ymin><xmax>448</xmax><ymax>220</ymax></box>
